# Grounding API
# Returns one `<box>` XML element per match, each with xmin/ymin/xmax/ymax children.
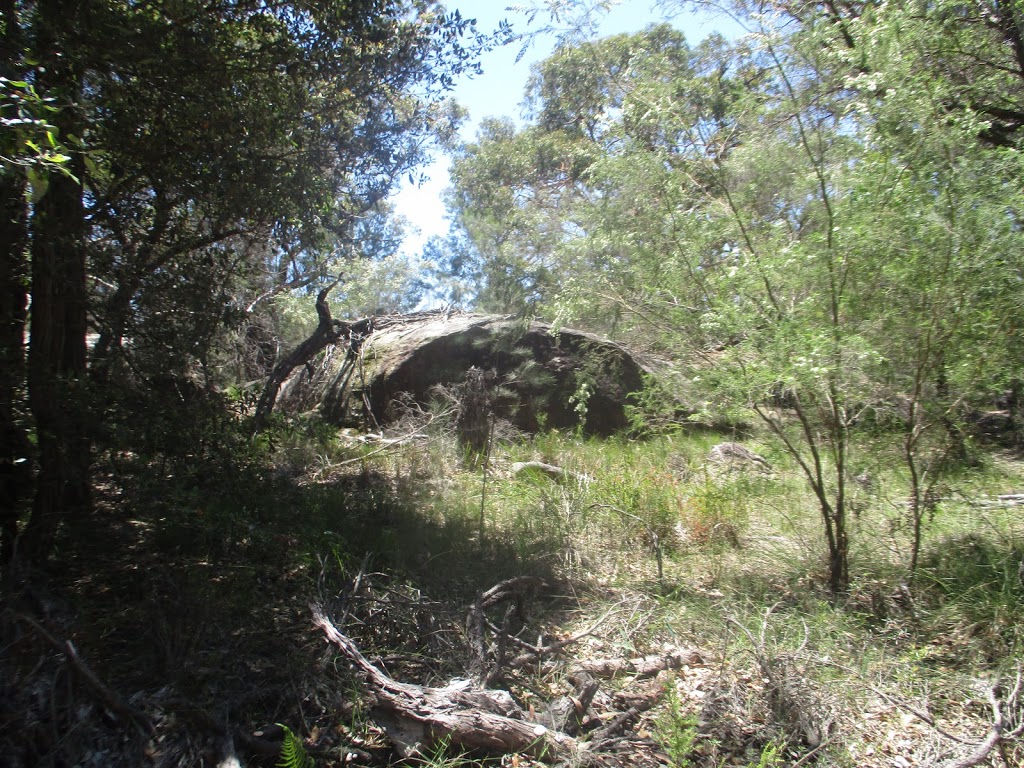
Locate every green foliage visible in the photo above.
<box><xmin>680</xmin><ymin>474</ymin><xmax>750</xmax><ymax>550</ymax></box>
<box><xmin>918</xmin><ymin>532</ymin><xmax>1024</xmax><ymax>659</ymax></box>
<box><xmin>269</xmin><ymin>293</ymin><xmax>321</xmax><ymax>349</ymax></box>
<box><xmin>441</xmin><ymin>1</ymin><xmax>1024</xmax><ymax>592</ymax></box>
<box><xmin>276</xmin><ymin>724</ymin><xmax>313</xmax><ymax>768</ymax></box>
<box><xmin>747</xmin><ymin>741</ymin><xmax>785</xmax><ymax>768</ymax></box>
<box><xmin>0</xmin><ymin>76</ymin><xmax>73</xmax><ymax>178</ymax></box>
<box><xmin>655</xmin><ymin>678</ymin><xmax>700</xmax><ymax>768</ymax></box>
<box><xmin>412</xmin><ymin>736</ymin><xmax>475</xmax><ymax>767</ymax></box>
<box><xmin>624</xmin><ymin>374</ymin><xmax>686</xmax><ymax>437</ymax></box>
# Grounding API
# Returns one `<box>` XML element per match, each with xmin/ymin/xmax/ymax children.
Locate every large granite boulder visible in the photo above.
<box><xmin>278</xmin><ymin>312</ymin><xmax>649</xmax><ymax>435</ymax></box>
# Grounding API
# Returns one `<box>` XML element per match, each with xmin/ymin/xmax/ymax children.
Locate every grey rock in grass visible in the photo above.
<box><xmin>279</xmin><ymin>311</ymin><xmax>650</xmax><ymax>436</ymax></box>
<box><xmin>706</xmin><ymin>442</ymin><xmax>771</xmax><ymax>472</ymax></box>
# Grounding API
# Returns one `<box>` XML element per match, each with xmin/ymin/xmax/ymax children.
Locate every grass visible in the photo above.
<box><xmin>11</xmin><ymin>410</ymin><xmax>1024</xmax><ymax>767</ymax></box>
<box><xmin>401</xmin><ymin>424</ymin><xmax>1024</xmax><ymax>766</ymax></box>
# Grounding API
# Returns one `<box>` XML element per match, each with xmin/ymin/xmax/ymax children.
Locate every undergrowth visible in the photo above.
<box><xmin>7</xmin><ymin>410</ymin><xmax>1024</xmax><ymax>767</ymax></box>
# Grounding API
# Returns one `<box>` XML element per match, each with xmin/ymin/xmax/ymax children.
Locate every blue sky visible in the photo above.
<box><xmin>391</xmin><ymin>0</ymin><xmax>743</xmax><ymax>256</ymax></box>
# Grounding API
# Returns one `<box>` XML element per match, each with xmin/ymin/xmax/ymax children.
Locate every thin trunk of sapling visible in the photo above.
<box><xmin>479</xmin><ymin>413</ymin><xmax>494</xmax><ymax>545</ymax></box>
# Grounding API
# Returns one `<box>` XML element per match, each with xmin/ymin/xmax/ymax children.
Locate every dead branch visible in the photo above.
<box><xmin>331</xmin><ymin>407</ymin><xmax>454</xmax><ymax>467</ymax></box>
<box><xmin>479</xmin><ymin>576</ymin><xmax>550</xmax><ymax>610</ymax></box>
<box><xmin>506</xmin><ymin>608</ymin><xmax>618</xmax><ymax>670</ymax></box>
<box><xmin>17</xmin><ymin>613</ymin><xmax>154</xmax><ymax>736</ymax></box>
<box><xmin>966</xmin><ymin>495</ymin><xmax>1024</xmax><ymax>508</ymax></box>
<box><xmin>941</xmin><ymin>668</ymin><xmax>1024</xmax><ymax>768</ymax></box>
<box><xmin>539</xmin><ymin>672</ymin><xmax>601</xmax><ymax>736</ymax></box>
<box><xmin>253</xmin><ymin>282</ymin><xmax>375</xmax><ymax>432</ymax></box>
<box><xmin>589</xmin><ymin>706</ymin><xmax>644</xmax><ymax>746</ymax></box>
<box><xmin>466</xmin><ymin>577</ymin><xmax>549</xmax><ymax>683</ymax></box>
<box><xmin>576</xmin><ymin>647</ymin><xmax>706</xmax><ymax>680</ymax></box>
<box><xmin>311</xmin><ymin>604</ymin><xmax>577</xmax><ymax>761</ymax></box>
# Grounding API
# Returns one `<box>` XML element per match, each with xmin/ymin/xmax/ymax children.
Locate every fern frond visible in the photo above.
<box><xmin>276</xmin><ymin>724</ymin><xmax>314</xmax><ymax>768</ymax></box>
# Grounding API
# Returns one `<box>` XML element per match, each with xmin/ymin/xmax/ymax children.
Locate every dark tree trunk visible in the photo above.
<box><xmin>21</xmin><ymin>1</ymin><xmax>91</xmax><ymax>564</ymax></box>
<box><xmin>0</xmin><ymin>172</ymin><xmax>30</xmax><ymax>567</ymax></box>
<box><xmin>0</xmin><ymin>0</ymin><xmax>32</xmax><ymax>566</ymax></box>
<box><xmin>89</xmin><ymin>278</ymin><xmax>138</xmax><ymax>386</ymax></box>
<box><xmin>252</xmin><ymin>283</ymin><xmax>351</xmax><ymax>432</ymax></box>
<box><xmin>829</xmin><ymin>502</ymin><xmax>849</xmax><ymax>596</ymax></box>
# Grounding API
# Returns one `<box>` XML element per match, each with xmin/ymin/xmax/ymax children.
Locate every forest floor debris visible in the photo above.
<box><xmin>3</xmin><ymin>434</ymin><xmax>1024</xmax><ymax>766</ymax></box>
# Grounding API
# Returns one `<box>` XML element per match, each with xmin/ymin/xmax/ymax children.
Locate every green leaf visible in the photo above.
<box><xmin>26</xmin><ymin>167</ymin><xmax>49</xmax><ymax>203</ymax></box>
<box><xmin>276</xmin><ymin>724</ymin><xmax>313</xmax><ymax>768</ymax></box>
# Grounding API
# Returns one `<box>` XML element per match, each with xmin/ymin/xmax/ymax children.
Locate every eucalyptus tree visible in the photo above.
<box><xmin>0</xmin><ymin>0</ymin><xmax>485</xmax><ymax>565</ymax></box>
<box><xmin>686</xmin><ymin>0</ymin><xmax>1024</xmax><ymax>579</ymax></box>
<box><xmin>579</xmin><ymin>1</ymin><xmax>1024</xmax><ymax>589</ymax></box>
<box><xmin>802</xmin><ymin>0</ymin><xmax>1024</xmax><ymax>574</ymax></box>
<box><xmin>447</xmin><ymin>1</ymin><xmax>1024</xmax><ymax>591</ymax></box>
<box><xmin>445</xmin><ymin>24</ymin><xmax>732</xmax><ymax>321</ymax></box>
<box><xmin>447</xmin><ymin>116</ymin><xmax>594</xmax><ymax>313</ymax></box>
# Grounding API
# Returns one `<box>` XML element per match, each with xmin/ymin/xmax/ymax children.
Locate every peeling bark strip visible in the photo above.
<box><xmin>311</xmin><ymin>604</ymin><xmax>577</xmax><ymax>761</ymax></box>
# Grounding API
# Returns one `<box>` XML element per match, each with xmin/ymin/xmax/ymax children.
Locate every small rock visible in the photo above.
<box><xmin>706</xmin><ymin>442</ymin><xmax>771</xmax><ymax>471</ymax></box>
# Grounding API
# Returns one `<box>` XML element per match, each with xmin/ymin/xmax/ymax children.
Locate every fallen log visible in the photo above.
<box><xmin>577</xmin><ymin>647</ymin><xmax>706</xmax><ymax>680</ymax></box>
<box><xmin>311</xmin><ymin>604</ymin><xmax>578</xmax><ymax>761</ymax></box>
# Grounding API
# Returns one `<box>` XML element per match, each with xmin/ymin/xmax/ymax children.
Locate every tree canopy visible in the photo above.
<box><xmin>434</xmin><ymin>1</ymin><xmax>1024</xmax><ymax>592</ymax></box>
<box><xmin>0</xmin><ymin>0</ymin><xmax>494</xmax><ymax>563</ymax></box>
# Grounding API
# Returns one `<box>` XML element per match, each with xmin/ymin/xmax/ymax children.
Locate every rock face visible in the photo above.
<box><xmin>278</xmin><ymin>312</ymin><xmax>648</xmax><ymax>435</ymax></box>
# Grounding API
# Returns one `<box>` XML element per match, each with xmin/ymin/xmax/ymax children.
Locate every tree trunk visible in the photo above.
<box><xmin>21</xmin><ymin>1</ymin><xmax>91</xmax><ymax>564</ymax></box>
<box><xmin>829</xmin><ymin>502</ymin><xmax>849</xmax><ymax>596</ymax></box>
<box><xmin>252</xmin><ymin>283</ymin><xmax>352</xmax><ymax>432</ymax></box>
<box><xmin>0</xmin><ymin>171</ymin><xmax>30</xmax><ymax>567</ymax></box>
<box><xmin>0</xmin><ymin>0</ymin><xmax>31</xmax><ymax>566</ymax></box>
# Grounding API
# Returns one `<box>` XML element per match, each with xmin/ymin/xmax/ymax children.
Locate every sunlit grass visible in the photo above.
<box><xmin>143</xmin><ymin>411</ymin><xmax>1024</xmax><ymax>766</ymax></box>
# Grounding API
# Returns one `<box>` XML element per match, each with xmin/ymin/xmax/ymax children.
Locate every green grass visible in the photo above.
<box><xmin>73</xmin><ymin>413</ymin><xmax>1024</xmax><ymax>767</ymax></box>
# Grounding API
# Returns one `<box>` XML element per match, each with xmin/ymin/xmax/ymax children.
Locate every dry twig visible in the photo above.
<box><xmin>940</xmin><ymin>668</ymin><xmax>1024</xmax><ymax>768</ymax></box>
<box><xmin>16</xmin><ymin>613</ymin><xmax>155</xmax><ymax>736</ymax></box>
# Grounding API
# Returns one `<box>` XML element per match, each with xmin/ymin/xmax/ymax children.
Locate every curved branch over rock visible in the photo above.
<box><xmin>252</xmin><ymin>282</ymin><xmax>373</xmax><ymax>432</ymax></box>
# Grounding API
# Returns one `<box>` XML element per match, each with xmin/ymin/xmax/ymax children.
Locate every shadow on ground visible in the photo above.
<box><xmin>1</xmin><ymin>461</ymin><xmax>567</xmax><ymax>768</ymax></box>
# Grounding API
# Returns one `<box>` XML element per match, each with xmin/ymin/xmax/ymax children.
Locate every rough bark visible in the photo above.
<box><xmin>0</xmin><ymin>0</ymin><xmax>31</xmax><ymax>566</ymax></box>
<box><xmin>252</xmin><ymin>284</ymin><xmax>367</xmax><ymax>432</ymax></box>
<box><xmin>456</xmin><ymin>366</ymin><xmax>493</xmax><ymax>458</ymax></box>
<box><xmin>21</xmin><ymin>0</ymin><xmax>91</xmax><ymax>563</ymax></box>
